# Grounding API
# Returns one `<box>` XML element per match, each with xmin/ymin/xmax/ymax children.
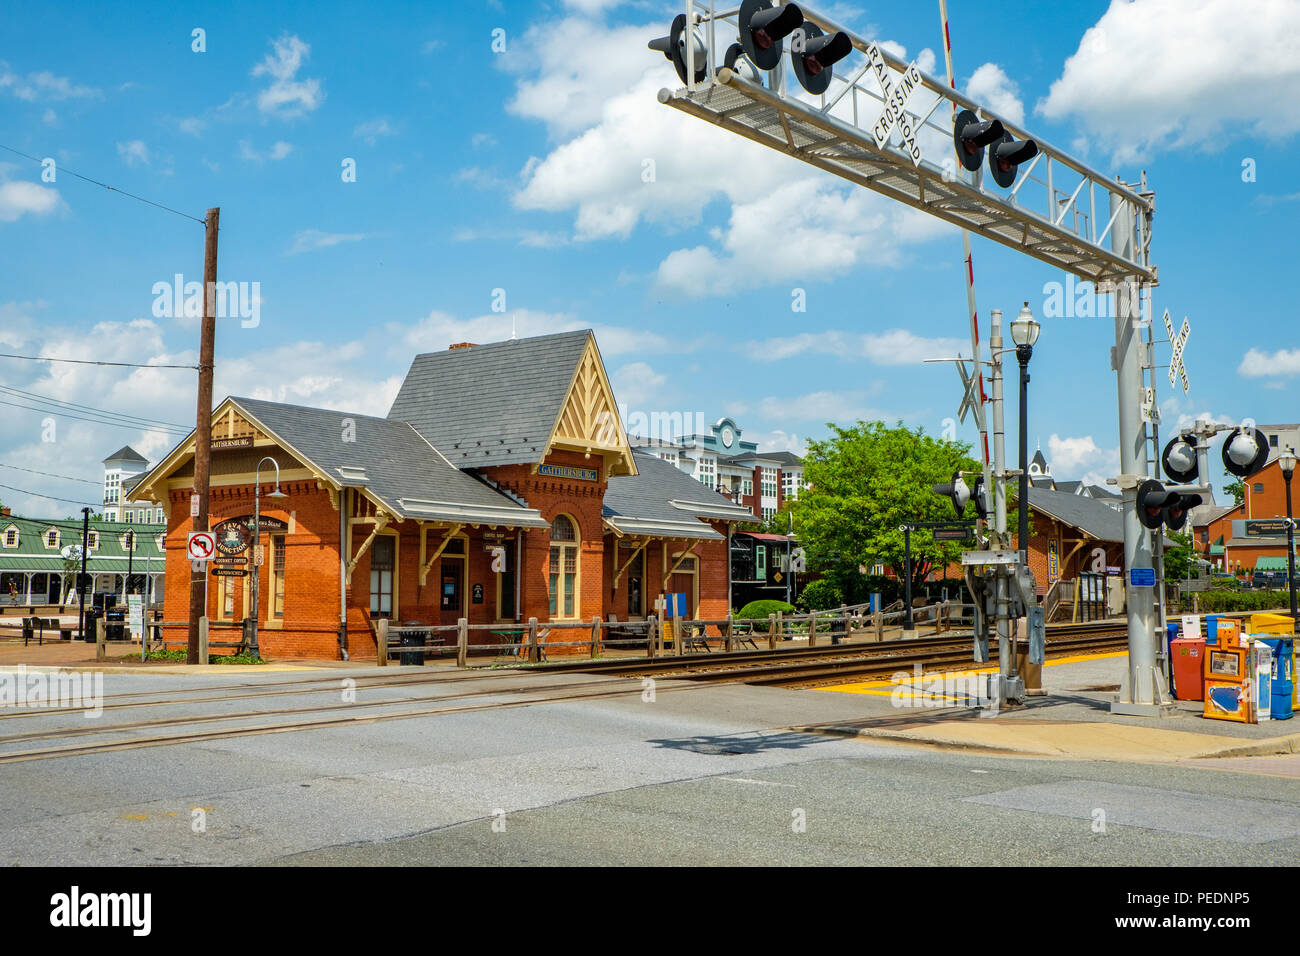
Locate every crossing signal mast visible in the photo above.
<box><xmin>650</xmin><ymin>0</ymin><xmax>1175</xmax><ymax>713</ymax></box>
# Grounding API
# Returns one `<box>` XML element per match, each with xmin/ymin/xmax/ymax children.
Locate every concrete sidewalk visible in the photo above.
<box><xmin>802</xmin><ymin>652</ymin><xmax>1300</xmax><ymax>763</ymax></box>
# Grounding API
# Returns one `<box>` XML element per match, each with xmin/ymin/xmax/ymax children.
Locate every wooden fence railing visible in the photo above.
<box><xmin>376</xmin><ymin>600</ymin><xmax>973</xmax><ymax>666</ymax></box>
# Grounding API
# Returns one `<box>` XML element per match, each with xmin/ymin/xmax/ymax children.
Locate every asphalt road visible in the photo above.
<box><xmin>2</xmin><ymin>667</ymin><xmax>1298</xmax><ymax>866</ymax></box>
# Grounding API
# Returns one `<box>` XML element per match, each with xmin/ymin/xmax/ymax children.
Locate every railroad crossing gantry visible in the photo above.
<box><xmin>651</xmin><ymin>1</ymin><xmax>1166</xmax><ymax>713</ymax></box>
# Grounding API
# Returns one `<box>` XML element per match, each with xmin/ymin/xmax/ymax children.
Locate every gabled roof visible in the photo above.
<box><xmin>103</xmin><ymin>445</ymin><xmax>147</xmax><ymax>465</ymax></box>
<box><xmin>1056</xmin><ymin>480</ymin><xmax>1083</xmax><ymax>494</ymax></box>
<box><xmin>1031</xmin><ymin>448</ymin><xmax>1049</xmax><ymax>472</ymax></box>
<box><xmin>603</xmin><ymin>452</ymin><xmax>754</xmax><ymax>540</ymax></box>
<box><xmin>1026</xmin><ymin>487</ymin><xmax>1125</xmax><ymax>543</ymax></box>
<box><xmin>228</xmin><ymin>397</ymin><xmax>549</xmax><ymax>527</ymax></box>
<box><xmin>388</xmin><ymin>331</ymin><xmax>595</xmax><ymax>470</ymax></box>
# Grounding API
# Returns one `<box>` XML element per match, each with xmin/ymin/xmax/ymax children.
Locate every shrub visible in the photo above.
<box><xmin>1196</xmin><ymin>591</ymin><xmax>1289</xmax><ymax>613</ymax></box>
<box><xmin>797</xmin><ymin>579</ymin><xmax>843</xmax><ymax>611</ymax></box>
<box><xmin>735</xmin><ymin>599</ymin><xmax>797</xmax><ymax>620</ymax></box>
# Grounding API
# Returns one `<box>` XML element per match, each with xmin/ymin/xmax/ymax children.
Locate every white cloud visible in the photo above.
<box><xmin>744</xmin><ymin>329</ymin><xmax>968</xmax><ymax>365</ymax></box>
<box><xmin>287</xmin><ymin>230</ymin><xmax>367</xmax><ymax>255</ymax></box>
<box><xmin>179</xmin><ymin>116</ymin><xmax>205</xmax><ymax>136</ymax></box>
<box><xmin>0</xmin><ymin>180</ymin><xmax>60</xmax><ymax>222</ymax></box>
<box><xmin>394</xmin><ymin>309</ymin><xmax>683</xmax><ymax>359</ymax></box>
<box><xmin>509</xmin><ymin>17</ymin><xmax>949</xmax><ymax>293</ymax></box>
<box><xmin>1038</xmin><ymin>0</ymin><xmax>1300</xmax><ymax>162</ymax></box>
<box><xmin>1239</xmin><ymin>347</ymin><xmax>1300</xmax><ymax>378</ymax></box>
<box><xmin>966</xmin><ymin>63</ymin><xmax>1025</xmax><ymax>127</ymax></box>
<box><xmin>116</xmin><ymin>140</ymin><xmax>150</xmax><ymax>167</ymax></box>
<box><xmin>41</xmin><ymin>108</ymin><xmax>56</xmax><ymax>126</ymax></box>
<box><xmin>0</xmin><ymin>61</ymin><xmax>98</xmax><ymax>101</ymax></box>
<box><xmin>759</xmin><ymin>390</ymin><xmax>892</xmax><ymax>424</ymax></box>
<box><xmin>1047</xmin><ymin>433</ymin><xmax>1119</xmax><ymax>486</ymax></box>
<box><xmin>353</xmin><ymin>118</ymin><xmax>395</xmax><ymax>145</ymax></box>
<box><xmin>251</xmin><ymin>34</ymin><xmax>323</xmax><ymax>119</ymax></box>
<box><xmin>239</xmin><ymin>140</ymin><xmax>294</xmax><ymax>162</ymax></box>
<box><xmin>610</xmin><ymin>361</ymin><xmax>667</xmax><ymax>409</ymax></box>
<box><xmin>750</xmin><ymin>429</ymin><xmax>808</xmax><ymax>457</ymax></box>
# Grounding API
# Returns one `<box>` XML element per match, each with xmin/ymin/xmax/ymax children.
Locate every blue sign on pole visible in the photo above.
<box><xmin>1129</xmin><ymin>567</ymin><xmax>1155</xmax><ymax>588</ymax></box>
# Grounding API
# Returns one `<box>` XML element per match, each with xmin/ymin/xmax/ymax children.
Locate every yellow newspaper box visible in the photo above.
<box><xmin>1250</xmin><ymin>613</ymin><xmax>1296</xmax><ymax>636</ymax></box>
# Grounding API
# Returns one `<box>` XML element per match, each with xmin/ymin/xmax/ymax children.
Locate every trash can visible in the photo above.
<box><xmin>82</xmin><ymin>608</ymin><xmax>101</xmax><ymax>642</ymax></box>
<box><xmin>105</xmin><ymin>608</ymin><xmax>126</xmax><ymax>641</ymax></box>
<box><xmin>830</xmin><ymin>616</ymin><xmax>847</xmax><ymax>645</ymax></box>
<box><xmin>397</xmin><ymin>622</ymin><xmax>427</xmax><ymax>666</ymax></box>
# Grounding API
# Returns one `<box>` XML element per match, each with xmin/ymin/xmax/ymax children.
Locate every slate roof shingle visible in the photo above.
<box><xmin>387</xmin><ymin>331</ymin><xmax>591</xmax><ymax>469</ymax></box>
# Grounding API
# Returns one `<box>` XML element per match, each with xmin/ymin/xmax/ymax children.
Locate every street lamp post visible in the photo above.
<box><xmin>1281</xmin><ymin>447</ymin><xmax>1298</xmax><ymax>622</ymax></box>
<box><xmin>250</xmin><ymin>457</ymin><xmax>287</xmax><ymax>659</ymax></box>
<box><xmin>1010</xmin><ymin>302</ymin><xmax>1041</xmax><ymax>566</ymax></box>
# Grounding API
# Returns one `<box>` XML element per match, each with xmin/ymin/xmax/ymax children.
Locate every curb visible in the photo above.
<box><xmin>794</xmin><ymin>720</ymin><xmax>1300</xmax><ymax>762</ymax></box>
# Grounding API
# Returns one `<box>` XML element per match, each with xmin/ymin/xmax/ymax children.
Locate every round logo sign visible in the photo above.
<box><xmin>214</xmin><ymin>519</ymin><xmax>251</xmax><ymax>556</ymax></box>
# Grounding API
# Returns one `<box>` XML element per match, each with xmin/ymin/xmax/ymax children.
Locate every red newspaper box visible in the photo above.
<box><xmin>1170</xmin><ymin>636</ymin><xmax>1207</xmax><ymax>701</ymax></box>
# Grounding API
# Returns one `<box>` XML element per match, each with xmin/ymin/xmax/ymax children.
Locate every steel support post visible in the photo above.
<box><xmin>1110</xmin><ymin>197</ymin><xmax>1171</xmax><ymax>716</ymax></box>
<box><xmin>989</xmin><ymin>311</ymin><xmax>1020</xmax><ymax>705</ymax></box>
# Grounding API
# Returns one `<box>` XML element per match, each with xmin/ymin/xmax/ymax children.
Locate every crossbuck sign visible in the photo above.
<box><xmin>1163</xmin><ymin>309</ymin><xmax>1190</xmax><ymax>394</ymax></box>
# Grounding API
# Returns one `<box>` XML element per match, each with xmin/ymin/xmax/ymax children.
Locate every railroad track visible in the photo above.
<box><xmin>542</xmin><ymin>621</ymin><xmax>1128</xmax><ymax>686</ymax></box>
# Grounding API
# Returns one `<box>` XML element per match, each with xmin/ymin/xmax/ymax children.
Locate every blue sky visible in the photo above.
<box><xmin>0</xmin><ymin>0</ymin><xmax>1297</xmax><ymax>517</ymax></box>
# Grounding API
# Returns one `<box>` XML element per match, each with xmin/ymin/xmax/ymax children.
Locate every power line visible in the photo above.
<box><xmin>0</xmin><ymin>383</ymin><xmax>188</xmax><ymax>431</ymax></box>
<box><xmin>0</xmin><ymin>351</ymin><xmax>197</xmax><ymax>370</ymax></box>
<box><xmin>0</xmin><ymin>462</ymin><xmax>102</xmax><ymax>486</ymax></box>
<box><xmin>0</xmin><ymin>397</ymin><xmax>189</xmax><ymax>435</ymax></box>
<box><xmin>0</xmin><ymin>143</ymin><xmax>207</xmax><ymax>226</ymax></box>
<box><xmin>0</xmin><ymin>480</ymin><xmax>100</xmax><ymax>507</ymax></box>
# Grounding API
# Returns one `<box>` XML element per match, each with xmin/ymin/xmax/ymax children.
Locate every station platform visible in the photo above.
<box><xmin>801</xmin><ymin>651</ymin><xmax>1300</xmax><ymax>764</ymax></box>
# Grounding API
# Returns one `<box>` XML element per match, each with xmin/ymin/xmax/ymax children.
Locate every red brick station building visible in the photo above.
<box><xmin>133</xmin><ymin>331</ymin><xmax>754</xmax><ymax>659</ymax></box>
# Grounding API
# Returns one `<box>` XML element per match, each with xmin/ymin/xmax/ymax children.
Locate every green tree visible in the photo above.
<box><xmin>789</xmin><ymin>421</ymin><xmax>978</xmax><ymax>597</ymax></box>
<box><xmin>1163</xmin><ymin>530</ymin><xmax>1196</xmax><ymax>580</ymax></box>
<box><xmin>1224</xmin><ymin>479</ymin><xmax>1244</xmax><ymax>507</ymax></box>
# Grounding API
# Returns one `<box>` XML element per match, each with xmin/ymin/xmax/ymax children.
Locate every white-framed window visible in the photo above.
<box><xmin>44</xmin><ymin>529</ymin><xmax>60</xmax><ymax>549</ymax></box>
<box><xmin>2</xmin><ymin>527</ymin><xmax>17</xmax><ymax>548</ymax></box>
<box><xmin>781</xmin><ymin>470</ymin><xmax>804</xmax><ymax>501</ymax></box>
<box><xmin>155</xmin><ymin>509</ymin><xmax>164</xmax><ymax>524</ymax></box>
<box><xmin>86</xmin><ymin>531</ymin><xmax>99</xmax><ymax>550</ymax></box>
<box><xmin>697</xmin><ymin>456</ymin><xmax>716</xmax><ymax>490</ymax></box>
<box><xmin>548</xmin><ymin>515</ymin><xmax>579</xmax><ymax>619</ymax></box>
<box><xmin>742</xmin><ymin>478</ymin><xmax>753</xmax><ymax>496</ymax></box>
<box><xmin>155</xmin><ymin>534</ymin><xmax>165</xmax><ymax>552</ymax></box>
<box><xmin>761</xmin><ymin>468</ymin><xmax>777</xmax><ymax>499</ymax></box>
<box><xmin>756</xmin><ymin>544</ymin><xmax>767</xmax><ymax>578</ymax></box>
<box><xmin>659</xmin><ymin>451</ymin><xmax>678</xmax><ymax>467</ymax></box>
<box><xmin>125</xmin><ymin>511</ymin><xmax>134</xmax><ymax>524</ymax></box>
<box><xmin>106</xmin><ymin>510</ymin><xmax>117</xmax><ymax>522</ymax></box>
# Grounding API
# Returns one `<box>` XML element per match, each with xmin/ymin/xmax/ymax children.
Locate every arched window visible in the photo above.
<box><xmin>548</xmin><ymin>515</ymin><xmax>579</xmax><ymax>619</ymax></box>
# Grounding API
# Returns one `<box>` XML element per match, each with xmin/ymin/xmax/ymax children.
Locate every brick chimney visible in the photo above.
<box><xmin>448</xmin><ymin>342</ymin><xmax>478</xmax><ymax>351</ymax></box>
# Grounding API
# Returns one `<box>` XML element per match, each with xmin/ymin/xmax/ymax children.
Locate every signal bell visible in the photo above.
<box><xmin>790</xmin><ymin>22</ymin><xmax>852</xmax><ymax>95</ymax></box>
<box><xmin>648</xmin><ymin>13</ymin><xmax>707</xmax><ymax>85</ymax></box>
<box><xmin>739</xmin><ymin>0</ymin><xmax>804</xmax><ymax>71</ymax></box>
<box><xmin>1161</xmin><ymin>435</ymin><xmax>1199</xmax><ymax>484</ymax></box>
<box><xmin>1222</xmin><ymin>426</ymin><xmax>1269</xmax><ymax>478</ymax></box>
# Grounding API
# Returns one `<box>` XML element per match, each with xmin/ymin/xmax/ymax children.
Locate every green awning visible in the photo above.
<box><xmin>1256</xmin><ymin>556</ymin><xmax>1289</xmax><ymax>571</ymax></box>
<box><xmin>1209</xmin><ymin>544</ymin><xmax>1225</xmax><ymax>556</ymax></box>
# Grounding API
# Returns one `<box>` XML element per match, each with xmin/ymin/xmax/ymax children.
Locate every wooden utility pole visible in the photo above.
<box><xmin>187</xmin><ymin>207</ymin><xmax>219</xmax><ymax>664</ymax></box>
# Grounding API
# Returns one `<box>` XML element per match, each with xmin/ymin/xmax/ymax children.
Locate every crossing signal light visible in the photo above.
<box><xmin>739</xmin><ymin>0</ymin><xmax>804</xmax><ymax>71</ymax></box>
<box><xmin>1161</xmin><ymin>435</ymin><xmax>1199</xmax><ymax>484</ymax></box>
<box><xmin>649</xmin><ymin>13</ymin><xmax>707</xmax><ymax>85</ymax></box>
<box><xmin>988</xmin><ymin>130</ymin><xmax>1038</xmax><ymax>188</ymax></box>
<box><xmin>1222</xmin><ymin>425</ymin><xmax>1269</xmax><ymax>478</ymax></box>
<box><xmin>932</xmin><ymin>472</ymin><xmax>971</xmax><ymax>518</ymax></box>
<box><xmin>1136</xmin><ymin>478</ymin><xmax>1202</xmax><ymax>531</ymax></box>
<box><xmin>971</xmin><ymin>475</ymin><xmax>990</xmax><ymax>520</ymax></box>
<box><xmin>953</xmin><ymin>109</ymin><xmax>1004</xmax><ymax>172</ymax></box>
<box><xmin>789</xmin><ymin>22</ymin><xmax>852</xmax><ymax>95</ymax></box>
